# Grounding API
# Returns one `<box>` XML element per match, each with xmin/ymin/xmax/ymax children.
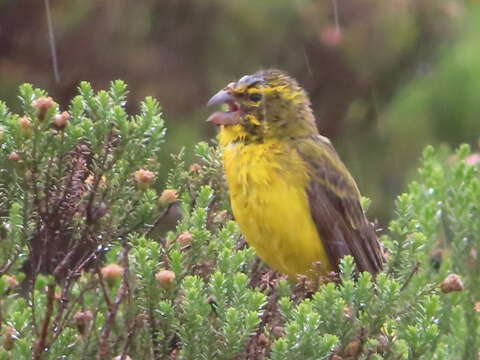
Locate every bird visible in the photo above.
<box><xmin>206</xmin><ymin>69</ymin><xmax>384</xmax><ymax>278</ymax></box>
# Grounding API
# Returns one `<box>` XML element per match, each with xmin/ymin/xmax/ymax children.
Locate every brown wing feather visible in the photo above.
<box><xmin>296</xmin><ymin>136</ymin><xmax>384</xmax><ymax>275</ymax></box>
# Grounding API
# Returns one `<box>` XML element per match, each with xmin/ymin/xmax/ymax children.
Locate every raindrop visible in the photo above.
<box><xmin>302</xmin><ymin>47</ymin><xmax>313</xmax><ymax>76</ymax></box>
<box><xmin>331</xmin><ymin>0</ymin><xmax>340</xmax><ymax>33</ymax></box>
<box><xmin>44</xmin><ymin>0</ymin><xmax>60</xmax><ymax>83</ymax></box>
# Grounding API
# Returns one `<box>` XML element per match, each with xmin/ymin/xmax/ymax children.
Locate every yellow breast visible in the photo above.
<box><xmin>222</xmin><ymin>138</ymin><xmax>332</xmax><ymax>277</ymax></box>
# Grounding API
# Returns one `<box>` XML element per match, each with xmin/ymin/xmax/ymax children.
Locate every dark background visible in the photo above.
<box><xmin>1</xmin><ymin>0</ymin><xmax>479</xmax><ymax>223</ymax></box>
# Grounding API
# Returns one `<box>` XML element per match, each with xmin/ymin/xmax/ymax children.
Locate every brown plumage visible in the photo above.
<box><xmin>298</xmin><ymin>135</ymin><xmax>384</xmax><ymax>274</ymax></box>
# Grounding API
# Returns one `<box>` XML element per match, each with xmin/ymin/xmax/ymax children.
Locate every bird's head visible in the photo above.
<box><xmin>207</xmin><ymin>69</ymin><xmax>318</xmax><ymax>145</ymax></box>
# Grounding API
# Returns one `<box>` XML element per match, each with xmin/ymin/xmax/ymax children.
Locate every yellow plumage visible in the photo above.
<box><xmin>220</xmin><ymin>136</ymin><xmax>331</xmax><ymax>276</ymax></box>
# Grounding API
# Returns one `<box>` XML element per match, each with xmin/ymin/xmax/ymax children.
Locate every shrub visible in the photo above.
<box><xmin>0</xmin><ymin>82</ymin><xmax>479</xmax><ymax>359</ymax></box>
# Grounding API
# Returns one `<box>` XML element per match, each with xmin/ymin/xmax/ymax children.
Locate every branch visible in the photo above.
<box><xmin>33</xmin><ymin>284</ymin><xmax>56</xmax><ymax>360</ymax></box>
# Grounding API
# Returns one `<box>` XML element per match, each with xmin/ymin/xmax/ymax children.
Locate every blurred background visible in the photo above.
<box><xmin>1</xmin><ymin>0</ymin><xmax>479</xmax><ymax>224</ymax></box>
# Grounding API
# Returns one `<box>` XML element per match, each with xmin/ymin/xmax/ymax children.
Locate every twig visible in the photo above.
<box><xmin>85</xmin><ymin>129</ymin><xmax>116</xmax><ymax>224</ymax></box>
<box><xmin>395</xmin><ymin>283</ymin><xmax>439</xmax><ymax>319</ymax></box>
<box><xmin>0</xmin><ymin>254</ymin><xmax>19</xmax><ymax>276</ymax></box>
<box><xmin>145</xmin><ymin>203</ymin><xmax>174</xmax><ymax>237</ymax></box>
<box><xmin>51</xmin><ymin>281</ymin><xmax>96</xmax><ymax>344</ymax></box>
<box><xmin>400</xmin><ymin>261</ymin><xmax>420</xmax><ymax>291</ymax></box>
<box><xmin>47</xmin><ymin>148</ymin><xmax>79</xmax><ymax>224</ymax></box>
<box><xmin>148</xmin><ymin>298</ymin><xmax>162</xmax><ymax>360</ymax></box>
<box><xmin>52</xmin><ymin>241</ymin><xmax>83</xmax><ymax>280</ymax></box>
<box><xmin>97</xmin><ymin>247</ymin><xmax>129</xmax><ymax>359</ymax></box>
<box><xmin>0</xmin><ymin>299</ymin><xmax>3</xmax><ymax>333</ymax></box>
<box><xmin>113</xmin><ymin>202</ymin><xmax>173</xmax><ymax>244</ymax></box>
<box><xmin>95</xmin><ymin>263</ymin><xmax>112</xmax><ymax>310</ymax></box>
<box><xmin>50</xmin><ymin>244</ymin><xmax>102</xmax><ymax>341</ymax></box>
<box><xmin>80</xmin><ymin>289</ymin><xmax>103</xmax><ymax>360</ymax></box>
<box><xmin>113</xmin><ymin>246</ymin><xmax>135</xmax><ymax>356</ymax></box>
<box><xmin>119</xmin><ymin>314</ymin><xmax>137</xmax><ymax>360</ymax></box>
<box><xmin>33</xmin><ymin>284</ymin><xmax>56</xmax><ymax>360</ymax></box>
<box><xmin>30</xmin><ymin>275</ymin><xmax>40</xmax><ymax>336</ymax></box>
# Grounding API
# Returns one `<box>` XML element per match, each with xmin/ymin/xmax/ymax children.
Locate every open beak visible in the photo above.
<box><xmin>206</xmin><ymin>89</ymin><xmax>241</xmax><ymax>126</ymax></box>
<box><xmin>207</xmin><ymin>89</ymin><xmax>235</xmax><ymax>107</ymax></box>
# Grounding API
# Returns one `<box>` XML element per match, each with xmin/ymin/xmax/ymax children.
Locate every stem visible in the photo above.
<box><xmin>0</xmin><ymin>299</ymin><xmax>3</xmax><ymax>333</ymax></box>
<box><xmin>97</xmin><ymin>247</ymin><xmax>129</xmax><ymax>359</ymax></box>
<box><xmin>148</xmin><ymin>299</ymin><xmax>162</xmax><ymax>360</ymax></box>
<box><xmin>464</xmin><ymin>299</ymin><xmax>479</xmax><ymax>359</ymax></box>
<box><xmin>32</xmin><ymin>284</ymin><xmax>56</xmax><ymax>360</ymax></box>
<box><xmin>400</xmin><ymin>262</ymin><xmax>420</xmax><ymax>292</ymax></box>
<box><xmin>30</xmin><ymin>274</ymin><xmax>39</xmax><ymax>336</ymax></box>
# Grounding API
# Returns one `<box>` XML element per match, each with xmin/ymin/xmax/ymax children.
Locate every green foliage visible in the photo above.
<box><xmin>1</xmin><ymin>83</ymin><xmax>480</xmax><ymax>359</ymax></box>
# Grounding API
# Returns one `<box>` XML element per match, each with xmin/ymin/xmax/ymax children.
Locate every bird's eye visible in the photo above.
<box><xmin>249</xmin><ymin>93</ymin><xmax>262</xmax><ymax>102</ymax></box>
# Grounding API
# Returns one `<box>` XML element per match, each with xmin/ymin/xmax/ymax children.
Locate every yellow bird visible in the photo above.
<box><xmin>207</xmin><ymin>69</ymin><xmax>383</xmax><ymax>277</ymax></box>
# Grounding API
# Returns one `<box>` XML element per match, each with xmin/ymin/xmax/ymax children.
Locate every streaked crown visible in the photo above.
<box><xmin>207</xmin><ymin>69</ymin><xmax>318</xmax><ymax>144</ymax></box>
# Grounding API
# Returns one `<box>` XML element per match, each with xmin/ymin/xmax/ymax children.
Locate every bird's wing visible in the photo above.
<box><xmin>295</xmin><ymin>135</ymin><xmax>384</xmax><ymax>275</ymax></box>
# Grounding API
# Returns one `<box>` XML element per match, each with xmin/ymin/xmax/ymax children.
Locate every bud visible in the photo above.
<box><xmin>2</xmin><ymin>326</ymin><xmax>15</xmax><ymax>351</ymax></box>
<box><xmin>134</xmin><ymin>169</ymin><xmax>155</xmax><ymax>189</ymax></box>
<box><xmin>100</xmin><ymin>175</ymin><xmax>107</xmax><ymax>188</ymax></box>
<box><xmin>100</xmin><ymin>264</ymin><xmax>124</xmax><ymax>286</ymax></box>
<box><xmin>189</xmin><ymin>163</ymin><xmax>201</xmax><ymax>173</ymax></box>
<box><xmin>212</xmin><ymin>210</ymin><xmax>228</xmax><ymax>224</ymax></box>
<box><xmin>474</xmin><ymin>302</ymin><xmax>480</xmax><ymax>313</ymax></box>
<box><xmin>53</xmin><ymin>111</ymin><xmax>70</xmax><ymax>130</ymax></box>
<box><xmin>177</xmin><ymin>231</ymin><xmax>193</xmax><ymax>247</ymax></box>
<box><xmin>74</xmin><ymin>310</ymin><xmax>93</xmax><ymax>336</ymax></box>
<box><xmin>8</xmin><ymin>152</ymin><xmax>20</xmax><ymax>162</ymax></box>
<box><xmin>344</xmin><ymin>339</ymin><xmax>360</xmax><ymax>357</ymax></box>
<box><xmin>440</xmin><ymin>273</ymin><xmax>464</xmax><ymax>293</ymax></box>
<box><xmin>272</xmin><ymin>326</ymin><xmax>284</xmax><ymax>338</ymax></box>
<box><xmin>85</xmin><ymin>174</ymin><xmax>94</xmax><ymax>186</ymax></box>
<box><xmin>377</xmin><ymin>335</ymin><xmax>389</xmax><ymax>353</ymax></box>
<box><xmin>3</xmin><ymin>275</ymin><xmax>18</xmax><ymax>289</ymax></box>
<box><xmin>31</xmin><ymin>96</ymin><xmax>54</xmax><ymax>121</ymax></box>
<box><xmin>18</xmin><ymin>116</ymin><xmax>32</xmax><ymax>133</ymax></box>
<box><xmin>465</xmin><ymin>153</ymin><xmax>480</xmax><ymax>165</ymax></box>
<box><xmin>343</xmin><ymin>306</ymin><xmax>353</xmax><ymax>319</ymax></box>
<box><xmin>54</xmin><ymin>290</ymin><xmax>63</xmax><ymax>301</ymax></box>
<box><xmin>158</xmin><ymin>189</ymin><xmax>178</xmax><ymax>207</ymax></box>
<box><xmin>155</xmin><ymin>270</ymin><xmax>175</xmax><ymax>288</ymax></box>
<box><xmin>257</xmin><ymin>333</ymin><xmax>270</xmax><ymax>346</ymax></box>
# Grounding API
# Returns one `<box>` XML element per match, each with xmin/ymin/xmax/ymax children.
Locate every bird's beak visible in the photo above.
<box><xmin>206</xmin><ymin>89</ymin><xmax>241</xmax><ymax>126</ymax></box>
<box><xmin>207</xmin><ymin>89</ymin><xmax>235</xmax><ymax>107</ymax></box>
